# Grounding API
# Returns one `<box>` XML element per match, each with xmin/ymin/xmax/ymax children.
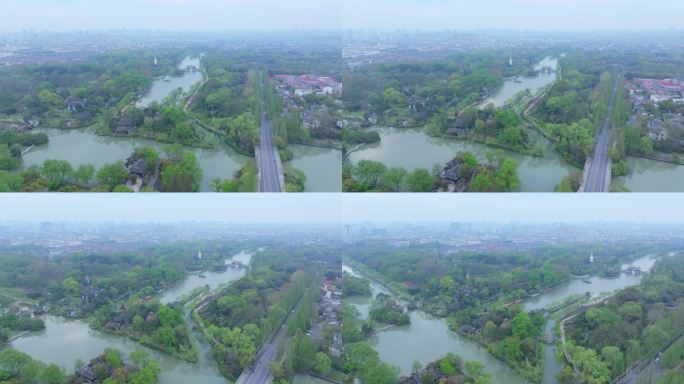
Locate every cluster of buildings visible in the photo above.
<box><xmin>317</xmin><ymin>276</ymin><xmax>342</xmax><ymax>358</ymax></box>
<box><xmin>271</xmin><ymin>74</ymin><xmax>341</xmax><ymax>97</ymax></box>
<box><xmin>628</xmin><ymin>77</ymin><xmax>684</xmax><ymax>104</ymax></box>
<box><xmin>271</xmin><ymin>74</ymin><xmax>343</xmax><ymax>137</ymax></box>
<box><xmin>625</xmin><ymin>78</ymin><xmax>684</xmax><ymax>145</ymax></box>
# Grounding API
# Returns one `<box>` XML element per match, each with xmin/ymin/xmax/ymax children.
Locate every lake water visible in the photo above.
<box><xmin>342</xmin><ymin>265</ymin><xmax>527</xmax><ymax>383</ymax></box>
<box><xmin>482</xmin><ymin>57</ymin><xmax>559</xmax><ymax>108</ymax></box>
<box><xmin>11</xmin><ymin>316</ymin><xmax>229</xmax><ymax>384</ymax></box>
<box><xmin>617</xmin><ymin>157</ymin><xmax>684</xmax><ymax>192</ymax></box>
<box><xmin>138</xmin><ymin>56</ymin><xmax>203</xmax><ymax>108</ymax></box>
<box><xmin>290</xmin><ymin>145</ymin><xmax>342</xmax><ymax>192</ymax></box>
<box><xmin>348</xmin><ymin>127</ymin><xmax>578</xmax><ymax>192</ymax></box>
<box><xmin>532</xmin><ymin>254</ymin><xmax>657</xmax><ymax>384</ymax></box>
<box><xmin>160</xmin><ymin>250</ymin><xmax>252</xmax><ymax>304</ymax></box>
<box><xmin>11</xmin><ymin>250</ymin><xmax>254</xmax><ymax>384</ymax></box>
<box><xmin>22</xmin><ymin>127</ymin><xmax>251</xmax><ymax>192</ymax></box>
<box><xmin>524</xmin><ymin>254</ymin><xmax>657</xmax><ymax>312</ymax></box>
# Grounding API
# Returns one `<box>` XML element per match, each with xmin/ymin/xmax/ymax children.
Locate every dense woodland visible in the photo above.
<box><xmin>0</xmin><ymin>241</ymin><xmax>241</xmax><ymax>359</ymax></box>
<box><xmin>563</xmin><ymin>255</ymin><xmax>684</xmax><ymax>384</ymax></box>
<box><xmin>196</xmin><ymin>247</ymin><xmax>323</xmax><ymax>380</ymax></box>
<box><xmin>0</xmin><ymin>347</ymin><xmax>161</xmax><ymax>384</ymax></box>
<box><xmin>341</xmin><ymin>49</ymin><xmax>549</xmax><ymax>155</ymax></box>
<box><xmin>343</xmin><ymin>150</ymin><xmax>521</xmax><ymax>192</ymax></box>
<box><xmin>345</xmin><ymin>240</ymin><xmax>676</xmax><ymax>382</ymax></box>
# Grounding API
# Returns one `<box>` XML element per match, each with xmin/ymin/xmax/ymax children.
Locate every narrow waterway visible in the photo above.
<box><xmin>617</xmin><ymin>157</ymin><xmax>684</xmax><ymax>192</ymax></box>
<box><xmin>11</xmin><ymin>250</ymin><xmax>253</xmax><ymax>384</ymax></box>
<box><xmin>481</xmin><ymin>57</ymin><xmax>559</xmax><ymax>108</ymax></box>
<box><xmin>290</xmin><ymin>145</ymin><xmax>342</xmax><ymax>192</ymax></box>
<box><xmin>22</xmin><ymin>127</ymin><xmax>251</xmax><ymax>192</ymax></box>
<box><xmin>138</xmin><ymin>56</ymin><xmax>203</xmax><ymax>108</ymax></box>
<box><xmin>160</xmin><ymin>250</ymin><xmax>252</xmax><ymax>304</ymax></box>
<box><xmin>348</xmin><ymin>127</ymin><xmax>577</xmax><ymax>192</ymax></box>
<box><xmin>524</xmin><ymin>255</ymin><xmax>657</xmax><ymax>312</ymax></box>
<box><xmin>530</xmin><ymin>254</ymin><xmax>657</xmax><ymax>384</ymax></box>
<box><xmin>342</xmin><ymin>265</ymin><xmax>527</xmax><ymax>383</ymax></box>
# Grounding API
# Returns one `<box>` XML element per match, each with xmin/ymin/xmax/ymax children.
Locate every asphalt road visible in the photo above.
<box><xmin>258</xmin><ymin>72</ymin><xmax>283</xmax><ymax>193</ymax></box>
<box><xmin>584</xmin><ymin>75</ymin><xmax>620</xmax><ymax>192</ymax></box>
<box><xmin>237</xmin><ymin>278</ymin><xmax>317</xmax><ymax>384</ymax></box>
<box><xmin>240</xmin><ymin>322</ymin><xmax>286</xmax><ymax>384</ymax></box>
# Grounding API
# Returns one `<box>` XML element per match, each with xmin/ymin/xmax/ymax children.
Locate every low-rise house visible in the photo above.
<box><xmin>66</xmin><ymin>97</ymin><xmax>87</xmax><ymax>113</ymax></box>
<box><xmin>648</xmin><ymin>119</ymin><xmax>668</xmax><ymax>141</ymax></box>
<box><xmin>127</xmin><ymin>158</ymin><xmax>146</xmax><ymax>178</ymax></box>
<box><xmin>114</xmin><ymin>116</ymin><xmax>132</xmax><ymax>135</ymax></box>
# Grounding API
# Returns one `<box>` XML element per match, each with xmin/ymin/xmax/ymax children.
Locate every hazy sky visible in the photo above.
<box><xmin>2</xmin><ymin>0</ymin><xmax>681</xmax><ymax>32</ymax></box>
<box><xmin>0</xmin><ymin>0</ymin><xmax>340</xmax><ymax>31</ymax></box>
<box><xmin>0</xmin><ymin>194</ymin><xmax>342</xmax><ymax>223</ymax></box>
<box><xmin>342</xmin><ymin>194</ymin><xmax>684</xmax><ymax>223</ymax></box>
<box><xmin>342</xmin><ymin>0</ymin><xmax>684</xmax><ymax>31</ymax></box>
<box><xmin>1</xmin><ymin>194</ymin><xmax>683</xmax><ymax>224</ymax></box>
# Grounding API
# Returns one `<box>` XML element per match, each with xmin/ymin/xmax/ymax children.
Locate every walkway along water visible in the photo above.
<box><xmin>527</xmin><ymin>254</ymin><xmax>658</xmax><ymax>384</ymax></box>
<box><xmin>342</xmin><ymin>265</ymin><xmax>527</xmax><ymax>383</ymax></box>
<box><xmin>10</xmin><ymin>251</ymin><xmax>253</xmax><ymax>384</ymax></box>
<box><xmin>348</xmin><ymin>57</ymin><xmax>577</xmax><ymax>192</ymax></box>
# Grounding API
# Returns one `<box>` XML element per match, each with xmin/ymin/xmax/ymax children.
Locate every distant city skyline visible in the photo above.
<box><xmin>1</xmin><ymin>194</ymin><xmax>683</xmax><ymax>224</ymax></box>
<box><xmin>0</xmin><ymin>194</ymin><xmax>342</xmax><ymax>223</ymax></box>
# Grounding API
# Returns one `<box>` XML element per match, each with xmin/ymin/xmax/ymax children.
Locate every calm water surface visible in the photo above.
<box><xmin>348</xmin><ymin>127</ymin><xmax>577</xmax><ymax>192</ymax></box>
<box><xmin>12</xmin><ymin>250</ymin><xmax>253</xmax><ymax>384</ymax></box>
<box><xmin>342</xmin><ymin>265</ymin><xmax>527</xmax><ymax>383</ymax></box>
<box><xmin>138</xmin><ymin>56</ymin><xmax>203</xmax><ymax>108</ymax></box>
<box><xmin>617</xmin><ymin>157</ymin><xmax>684</xmax><ymax>192</ymax></box>
<box><xmin>290</xmin><ymin>145</ymin><xmax>342</xmax><ymax>192</ymax></box>
<box><xmin>22</xmin><ymin>127</ymin><xmax>251</xmax><ymax>192</ymax></box>
<box><xmin>482</xmin><ymin>57</ymin><xmax>559</xmax><ymax>108</ymax></box>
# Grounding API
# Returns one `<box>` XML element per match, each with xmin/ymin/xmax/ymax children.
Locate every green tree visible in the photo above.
<box><xmin>379</xmin><ymin>167</ymin><xmax>407</xmax><ymax>191</ymax></box>
<box><xmin>162</xmin><ymin>151</ymin><xmax>202</xmax><ymax>192</ymax></box>
<box><xmin>42</xmin><ymin>159</ymin><xmax>73</xmax><ymax>190</ymax></box>
<box><xmin>600</xmin><ymin>346</ymin><xmax>624</xmax><ymax>378</ymax></box>
<box><xmin>352</xmin><ymin>160</ymin><xmax>387</xmax><ymax>188</ymax></box>
<box><xmin>71</xmin><ymin>164</ymin><xmax>95</xmax><ymax>187</ymax></box>
<box><xmin>405</xmin><ymin>168</ymin><xmax>434</xmax><ymax>192</ymax></box>
<box><xmin>96</xmin><ymin>162</ymin><xmax>129</xmax><ymax>191</ymax></box>
<box><xmin>62</xmin><ymin>277</ymin><xmax>81</xmax><ymax>296</ymax></box>
<box><xmin>572</xmin><ymin>346</ymin><xmax>611</xmax><ymax>384</ymax></box>
<box><xmin>0</xmin><ymin>171</ymin><xmax>23</xmax><ymax>192</ymax></box>
<box><xmin>36</xmin><ymin>364</ymin><xmax>66</xmax><ymax>384</ymax></box>
<box><xmin>383</xmin><ymin>88</ymin><xmax>405</xmax><ymax>106</ymax></box>
<box><xmin>312</xmin><ymin>352</ymin><xmax>332</xmax><ymax>375</ymax></box>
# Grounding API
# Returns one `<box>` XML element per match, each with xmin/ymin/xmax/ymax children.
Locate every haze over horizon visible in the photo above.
<box><xmin>1</xmin><ymin>0</ymin><xmax>681</xmax><ymax>33</ymax></box>
<box><xmin>0</xmin><ymin>0</ymin><xmax>340</xmax><ymax>32</ymax></box>
<box><xmin>343</xmin><ymin>0</ymin><xmax>683</xmax><ymax>32</ymax></box>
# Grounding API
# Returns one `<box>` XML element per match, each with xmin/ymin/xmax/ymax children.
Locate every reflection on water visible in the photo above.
<box><xmin>22</xmin><ymin>127</ymin><xmax>251</xmax><ymax>192</ymax></box>
<box><xmin>290</xmin><ymin>145</ymin><xmax>342</xmax><ymax>192</ymax></box>
<box><xmin>11</xmin><ymin>250</ymin><xmax>255</xmax><ymax>384</ymax></box>
<box><xmin>617</xmin><ymin>157</ymin><xmax>684</xmax><ymax>192</ymax></box>
<box><xmin>482</xmin><ymin>57</ymin><xmax>559</xmax><ymax>108</ymax></box>
<box><xmin>160</xmin><ymin>251</ymin><xmax>252</xmax><ymax>304</ymax></box>
<box><xmin>348</xmin><ymin>127</ymin><xmax>577</xmax><ymax>192</ymax></box>
<box><xmin>138</xmin><ymin>56</ymin><xmax>203</xmax><ymax>108</ymax></box>
<box><xmin>11</xmin><ymin>316</ymin><xmax>228</xmax><ymax>384</ymax></box>
<box><xmin>342</xmin><ymin>265</ymin><xmax>526</xmax><ymax>383</ymax></box>
<box><xmin>524</xmin><ymin>255</ymin><xmax>656</xmax><ymax>312</ymax></box>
